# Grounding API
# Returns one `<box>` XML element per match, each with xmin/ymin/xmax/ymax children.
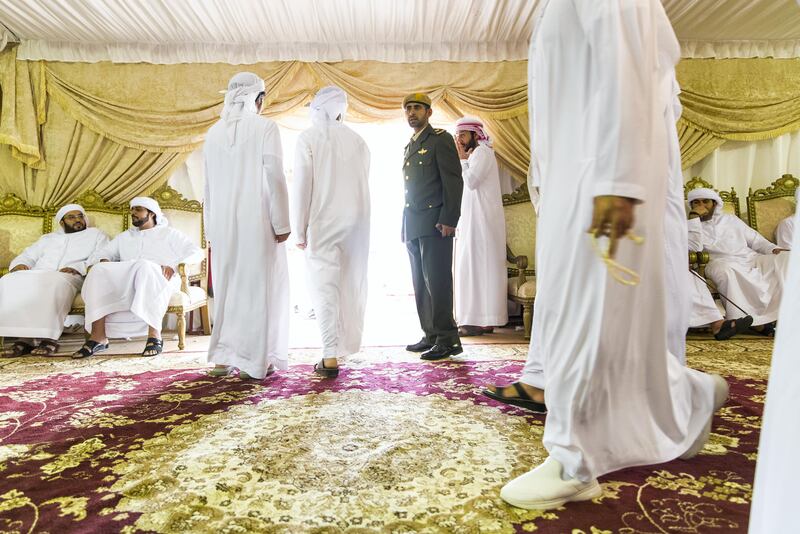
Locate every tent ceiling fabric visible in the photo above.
<box><xmin>1</xmin><ymin>0</ymin><xmax>800</xmax><ymax>63</ymax></box>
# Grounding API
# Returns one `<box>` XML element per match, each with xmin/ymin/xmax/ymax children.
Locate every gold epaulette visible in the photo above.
<box><xmin>433</xmin><ymin>128</ymin><xmax>447</xmax><ymax>135</ymax></box>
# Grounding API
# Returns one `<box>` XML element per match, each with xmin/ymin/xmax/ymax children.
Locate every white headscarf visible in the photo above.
<box><xmin>687</xmin><ymin>187</ymin><xmax>724</xmax><ymax>220</ymax></box>
<box><xmin>221</xmin><ymin>72</ymin><xmax>266</xmax><ymax>146</ymax></box>
<box><xmin>130</xmin><ymin>197</ymin><xmax>168</xmax><ymax>227</ymax></box>
<box><xmin>54</xmin><ymin>204</ymin><xmax>88</xmax><ymax>234</ymax></box>
<box><xmin>455</xmin><ymin>116</ymin><xmax>493</xmax><ymax>147</ymax></box>
<box><xmin>309</xmin><ymin>86</ymin><xmax>348</xmax><ymax>127</ymax></box>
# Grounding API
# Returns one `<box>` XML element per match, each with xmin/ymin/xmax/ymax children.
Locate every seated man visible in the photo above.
<box><xmin>0</xmin><ymin>204</ymin><xmax>108</xmax><ymax>356</ymax></box>
<box><xmin>688</xmin><ymin>188</ymin><xmax>789</xmax><ymax>335</ymax></box>
<box><xmin>74</xmin><ymin>197</ymin><xmax>202</xmax><ymax>359</ymax></box>
<box><xmin>775</xmin><ymin>213</ymin><xmax>794</xmax><ymax>250</ymax></box>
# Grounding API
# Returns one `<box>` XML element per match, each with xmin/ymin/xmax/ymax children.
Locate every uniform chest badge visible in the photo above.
<box><xmin>418</xmin><ymin>148</ymin><xmax>428</xmax><ymax>155</ymax></box>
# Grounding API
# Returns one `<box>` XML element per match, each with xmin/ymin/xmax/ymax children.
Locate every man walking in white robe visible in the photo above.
<box><xmin>749</xmin><ymin>193</ymin><xmax>800</xmax><ymax>533</ymax></box>
<box><xmin>204</xmin><ymin>72</ymin><xmax>291</xmax><ymax>380</ymax></box>
<box><xmin>499</xmin><ymin>0</ymin><xmax>727</xmax><ymax>510</ymax></box>
<box><xmin>75</xmin><ymin>197</ymin><xmax>201</xmax><ymax>359</ymax></box>
<box><xmin>0</xmin><ymin>204</ymin><xmax>107</xmax><ymax>356</ymax></box>
<box><xmin>688</xmin><ymin>188</ymin><xmax>789</xmax><ymax>334</ymax></box>
<box><xmin>291</xmin><ymin>86</ymin><xmax>370</xmax><ymax>378</ymax></box>
<box><xmin>453</xmin><ymin>116</ymin><xmax>508</xmax><ymax>337</ymax></box>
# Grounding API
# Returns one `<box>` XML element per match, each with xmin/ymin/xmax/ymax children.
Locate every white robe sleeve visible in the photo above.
<box><xmin>742</xmin><ymin>221</ymin><xmax>778</xmax><ymax>255</ymax></box>
<box><xmin>461</xmin><ymin>146</ymin><xmax>493</xmax><ymax>191</ymax></box>
<box><xmin>262</xmin><ymin>122</ymin><xmax>291</xmax><ymax>236</ymax></box>
<box><xmin>580</xmin><ymin>0</ymin><xmax>656</xmax><ymax>202</ymax></box>
<box><xmin>63</xmin><ymin>231</ymin><xmax>110</xmax><ymax>276</ymax></box>
<box><xmin>290</xmin><ymin>133</ymin><xmax>314</xmax><ymax>244</ymax></box>
<box><xmin>9</xmin><ymin>236</ymin><xmax>47</xmax><ymax>270</ymax></box>
<box><xmin>169</xmin><ymin>230</ymin><xmax>203</xmax><ymax>272</ymax></box>
<box><xmin>687</xmin><ymin>217</ymin><xmax>704</xmax><ymax>252</ymax></box>
<box><xmin>203</xmin><ymin>149</ymin><xmax>212</xmax><ymax>246</ymax></box>
<box><xmin>775</xmin><ymin>217</ymin><xmax>793</xmax><ymax>250</ymax></box>
<box><xmin>89</xmin><ymin>234</ymin><xmax>122</xmax><ymax>265</ymax></box>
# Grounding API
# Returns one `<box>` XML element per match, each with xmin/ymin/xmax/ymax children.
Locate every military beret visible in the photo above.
<box><xmin>402</xmin><ymin>92</ymin><xmax>432</xmax><ymax>108</ymax></box>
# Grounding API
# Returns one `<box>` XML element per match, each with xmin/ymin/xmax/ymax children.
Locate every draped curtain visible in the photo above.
<box><xmin>1</xmin><ymin>45</ymin><xmax>800</xmax><ymax>208</ymax></box>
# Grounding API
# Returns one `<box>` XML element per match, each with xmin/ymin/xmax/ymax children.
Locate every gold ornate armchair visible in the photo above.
<box><xmin>747</xmin><ymin>174</ymin><xmax>798</xmax><ymax>242</ymax></box>
<box><xmin>0</xmin><ymin>186</ymin><xmax>209</xmax><ymax>351</ymax></box>
<box><xmin>0</xmin><ymin>194</ymin><xmax>50</xmax><ymax>277</ymax></box>
<box><xmin>503</xmin><ymin>183</ymin><xmax>536</xmax><ymax>339</ymax></box>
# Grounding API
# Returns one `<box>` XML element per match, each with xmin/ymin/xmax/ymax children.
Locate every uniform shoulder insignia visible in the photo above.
<box><xmin>433</xmin><ymin>128</ymin><xmax>446</xmax><ymax>135</ymax></box>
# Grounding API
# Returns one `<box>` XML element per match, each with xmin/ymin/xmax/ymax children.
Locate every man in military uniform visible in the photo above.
<box><xmin>402</xmin><ymin>92</ymin><xmax>464</xmax><ymax>360</ymax></box>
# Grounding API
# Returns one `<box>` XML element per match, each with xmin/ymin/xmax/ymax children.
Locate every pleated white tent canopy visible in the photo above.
<box><xmin>1</xmin><ymin>0</ymin><xmax>800</xmax><ymax>63</ymax></box>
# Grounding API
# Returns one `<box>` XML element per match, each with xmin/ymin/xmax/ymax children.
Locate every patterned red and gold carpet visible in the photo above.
<box><xmin>0</xmin><ymin>338</ymin><xmax>770</xmax><ymax>533</ymax></box>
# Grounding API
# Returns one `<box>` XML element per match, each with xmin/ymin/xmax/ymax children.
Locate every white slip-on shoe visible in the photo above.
<box><xmin>680</xmin><ymin>374</ymin><xmax>730</xmax><ymax>460</ymax></box>
<box><xmin>500</xmin><ymin>456</ymin><xmax>602</xmax><ymax>510</ymax></box>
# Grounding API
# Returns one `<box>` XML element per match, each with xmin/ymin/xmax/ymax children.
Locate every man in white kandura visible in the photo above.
<box><xmin>688</xmin><ymin>188</ymin><xmax>789</xmax><ymax>336</ymax></box>
<box><xmin>453</xmin><ymin>116</ymin><xmax>508</xmax><ymax>337</ymax></box>
<box><xmin>775</xmin><ymin>213</ymin><xmax>794</xmax><ymax>250</ymax></box>
<box><xmin>499</xmin><ymin>0</ymin><xmax>728</xmax><ymax>510</ymax></box>
<box><xmin>291</xmin><ymin>86</ymin><xmax>370</xmax><ymax>378</ymax></box>
<box><xmin>484</xmin><ymin>6</ymin><xmax>697</xmax><ymax>409</ymax></box>
<box><xmin>749</xmin><ymin>192</ymin><xmax>800</xmax><ymax>533</ymax></box>
<box><xmin>74</xmin><ymin>197</ymin><xmax>202</xmax><ymax>359</ymax></box>
<box><xmin>205</xmin><ymin>71</ymin><xmax>291</xmax><ymax>380</ymax></box>
<box><xmin>0</xmin><ymin>204</ymin><xmax>107</xmax><ymax>356</ymax></box>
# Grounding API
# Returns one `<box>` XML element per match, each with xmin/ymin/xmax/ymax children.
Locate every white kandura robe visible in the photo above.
<box><xmin>688</xmin><ymin>272</ymin><xmax>723</xmax><ymax>328</ymax></box>
<box><xmin>775</xmin><ymin>215</ymin><xmax>794</xmax><ymax>250</ymax></box>
<box><xmin>291</xmin><ymin>121</ymin><xmax>370</xmax><ymax>358</ymax></box>
<box><xmin>454</xmin><ymin>144</ymin><xmax>508</xmax><ymax>327</ymax></box>
<box><xmin>689</xmin><ymin>214</ymin><xmax>790</xmax><ymax>325</ymax></box>
<box><xmin>0</xmin><ymin>228</ymin><xmax>107</xmax><ymax>339</ymax></box>
<box><xmin>204</xmin><ymin>113</ymin><xmax>291</xmax><ymax>376</ymax></box>
<box><xmin>530</xmin><ymin>0</ymin><xmax>715</xmax><ymax>482</ymax></box>
<box><xmin>748</xmin><ymin>199</ymin><xmax>800</xmax><ymax>533</ymax></box>
<box><xmin>82</xmin><ymin>226</ymin><xmax>201</xmax><ymax>338</ymax></box>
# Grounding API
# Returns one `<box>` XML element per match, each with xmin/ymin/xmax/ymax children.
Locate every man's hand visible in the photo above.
<box><xmin>10</xmin><ymin>264</ymin><xmax>30</xmax><ymax>272</ymax></box>
<box><xmin>161</xmin><ymin>265</ymin><xmax>174</xmax><ymax>280</ymax></box>
<box><xmin>296</xmin><ymin>242</ymin><xmax>307</xmax><ymax>250</ymax></box>
<box><xmin>275</xmin><ymin>232</ymin><xmax>290</xmax><ymax>244</ymax></box>
<box><xmin>455</xmin><ymin>137</ymin><xmax>473</xmax><ymax>160</ymax></box>
<box><xmin>59</xmin><ymin>267</ymin><xmax>80</xmax><ymax>276</ymax></box>
<box><xmin>588</xmin><ymin>195</ymin><xmax>637</xmax><ymax>258</ymax></box>
<box><xmin>689</xmin><ymin>204</ymin><xmax>709</xmax><ymax>219</ymax></box>
<box><xmin>773</xmin><ymin>248</ymin><xmax>789</xmax><ymax>255</ymax></box>
<box><xmin>436</xmin><ymin>223</ymin><xmax>456</xmax><ymax>237</ymax></box>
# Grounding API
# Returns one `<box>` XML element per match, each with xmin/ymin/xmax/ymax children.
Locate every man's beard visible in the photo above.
<box><xmin>131</xmin><ymin>215</ymin><xmax>151</xmax><ymax>227</ymax></box>
<box><xmin>63</xmin><ymin>222</ymin><xmax>85</xmax><ymax>234</ymax></box>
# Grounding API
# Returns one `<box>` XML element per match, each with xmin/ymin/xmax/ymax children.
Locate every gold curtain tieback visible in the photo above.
<box><xmin>589</xmin><ymin>232</ymin><xmax>644</xmax><ymax>286</ymax></box>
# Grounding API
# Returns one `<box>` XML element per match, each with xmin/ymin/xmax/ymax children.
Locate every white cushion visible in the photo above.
<box><xmin>508</xmin><ymin>276</ymin><xmax>537</xmax><ymax>299</ymax></box>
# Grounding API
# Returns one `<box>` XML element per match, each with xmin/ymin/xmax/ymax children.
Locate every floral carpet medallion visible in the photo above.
<box><xmin>0</xmin><ymin>339</ymin><xmax>771</xmax><ymax>533</ymax></box>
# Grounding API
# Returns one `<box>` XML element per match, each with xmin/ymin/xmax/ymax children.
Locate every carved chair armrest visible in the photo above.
<box><xmin>506</xmin><ymin>245</ymin><xmax>529</xmax><ymax>286</ymax></box>
<box><xmin>0</xmin><ymin>268</ymin><xmax>7</xmax><ymax>278</ymax></box>
<box><xmin>688</xmin><ymin>251</ymin><xmax>710</xmax><ymax>267</ymax></box>
<box><xmin>178</xmin><ymin>263</ymin><xmax>189</xmax><ymax>294</ymax></box>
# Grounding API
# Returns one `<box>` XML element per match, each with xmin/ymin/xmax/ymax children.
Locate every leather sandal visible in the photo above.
<box><xmin>314</xmin><ymin>359</ymin><xmax>339</xmax><ymax>378</ymax></box>
<box><xmin>31</xmin><ymin>339</ymin><xmax>60</xmax><ymax>356</ymax></box>
<box><xmin>141</xmin><ymin>337</ymin><xmax>163</xmax><ymax>357</ymax></box>
<box><xmin>4</xmin><ymin>341</ymin><xmax>34</xmax><ymax>358</ymax></box>
<box><xmin>72</xmin><ymin>340</ymin><xmax>109</xmax><ymax>359</ymax></box>
<box><xmin>483</xmin><ymin>382</ymin><xmax>547</xmax><ymax>413</ymax></box>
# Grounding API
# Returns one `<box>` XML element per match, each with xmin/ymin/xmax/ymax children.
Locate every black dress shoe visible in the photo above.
<box><xmin>420</xmin><ymin>344</ymin><xmax>463</xmax><ymax>361</ymax></box>
<box><xmin>406</xmin><ymin>339</ymin><xmax>434</xmax><ymax>352</ymax></box>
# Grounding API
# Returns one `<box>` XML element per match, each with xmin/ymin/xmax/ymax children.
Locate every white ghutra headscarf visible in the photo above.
<box><xmin>130</xmin><ymin>197</ymin><xmax>169</xmax><ymax>227</ymax></box>
<box><xmin>54</xmin><ymin>204</ymin><xmax>89</xmax><ymax>234</ymax></box>
<box><xmin>221</xmin><ymin>72</ymin><xmax>266</xmax><ymax>146</ymax></box>
<box><xmin>309</xmin><ymin>86</ymin><xmax>348</xmax><ymax>127</ymax></box>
